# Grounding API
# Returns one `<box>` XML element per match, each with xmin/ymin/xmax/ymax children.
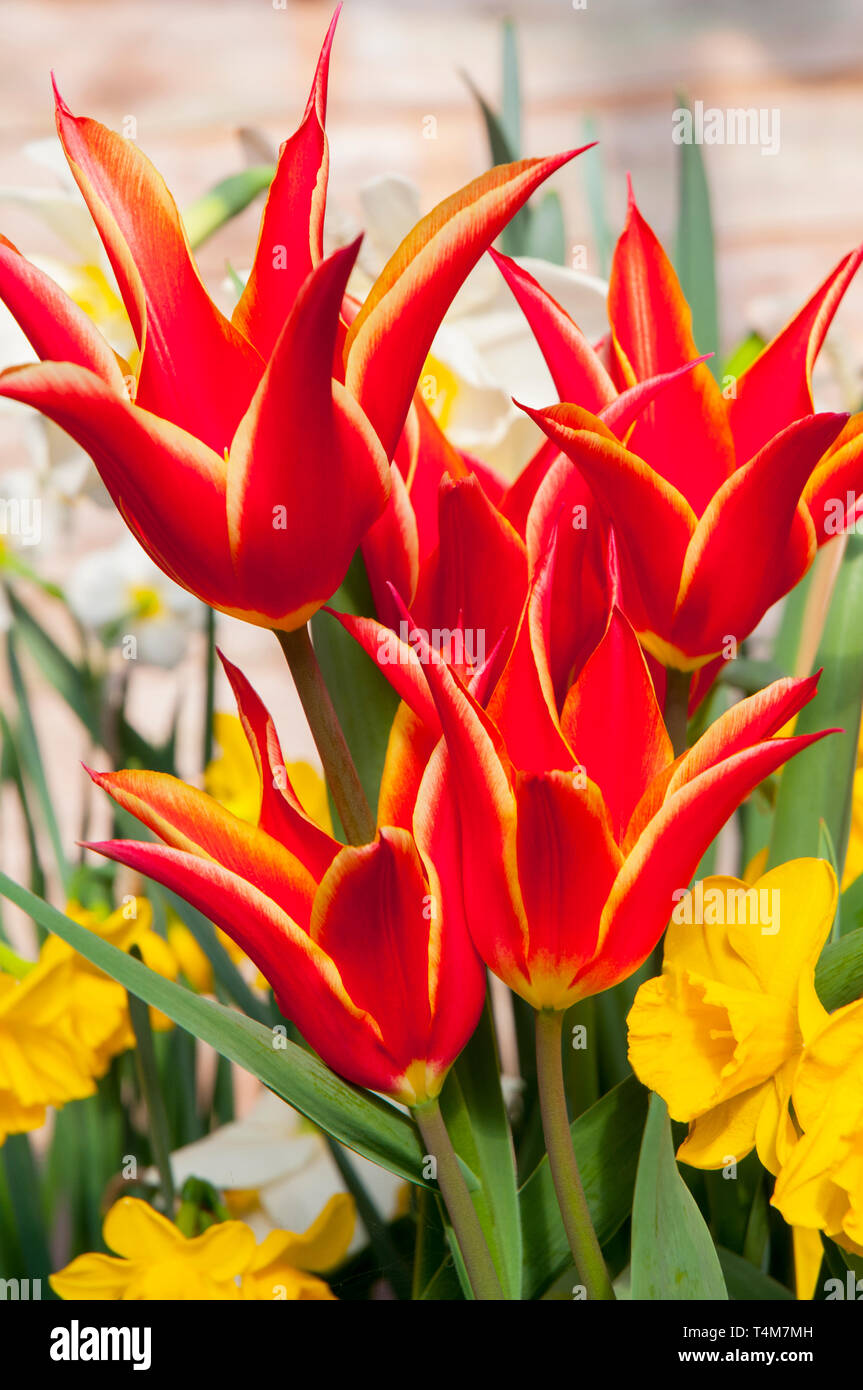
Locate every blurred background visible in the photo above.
<box><xmin>2</xmin><ymin>0</ymin><xmax>863</xmax><ymax>934</ymax></box>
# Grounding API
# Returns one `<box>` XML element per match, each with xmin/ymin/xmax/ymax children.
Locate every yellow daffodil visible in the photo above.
<box><xmin>627</xmin><ymin>859</ymin><xmax>837</xmax><ymax>1174</ymax></box>
<box><xmin>41</xmin><ymin>898</ymin><xmax>178</xmax><ymax>1054</ymax></box>
<box><xmin>239</xmin><ymin>1193</ymin><xmax>355</xmax><ymax>1301</ymax></box>
<box><xmin>50</xmin><ymin>1194</ymin><xmax>354</xmax><ymax>1301</ymax></box>
<box><xmin>0</xmin><ymin>954</ymin><xmax>102</xmax><ymax>1143</ymax></box>
<box><xmin>772</xmin><ymin>996</ymin><xmax>863</xmax><ymax>1260</ymax></box>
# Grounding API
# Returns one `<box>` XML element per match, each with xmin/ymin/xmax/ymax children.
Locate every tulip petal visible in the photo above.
<box><xmin>561</xmin><ymin>608</ymin><xmax>671</xmax><ymax>841</ymax></box>
<box><xmin>412</xmin><ymin>473</ymin><xmax>527</xmax><ymax>665</ymax></box>
<box><xmin>488</xmin><ymin>247</ymin><xmax>617</xmax><ymax>410</ymax></box>
<box><xmin>226</xmin><ymin>242</ymin><xmax>390</xmax><ymax>628</ymax></box>
<box><xmin>413</xmin><ymin>742</ymin><xmax>488</xmax><ymax>1072</ymax></box>
<box><xmin>730</xmin><ymin>244</ymin><xmax>863</xmax><ymax>464</ymax></box>
<box><xmin>667</xmin><ymin>673</ymin><xmax>822</xmax><ymax>797</ymax></box>
<box><xmin>671</xmin><ymin>413</ymin><xmax>848</xmax><ymax>656</ymax></box>
<box><xmin>581</xmin><ymin>731</ymin><xmax>831</xmax><ymax>997</ymax></box>
<box><xmin>311</xmin><ymin>829</ymin><xmax>432</xmax><ymax>1055</ymax></box>
<box><xmin>514</xmin><ymin>770</ymin><xmax>622</xmax><ymax>1007</ymax></box>
<box><xmin>608</xmin><ymin>183</ymin><xmax>735</xmax><ymax>512</ymax></box>
<box><xmin>344</xmin><ymin>148</ymin><xmax>590</xmax><ymax>458</ymax></box>
<box><xmin>217</xmin><ymin>652</ymin><xmax>339</xmax><ymax>880</ymax></box>
<box><xmin>0</xmin><ymin>360</ymin><xmax>234</xmax><ymax>603</ymax></box>
<box><xmin>803</xmin><ymin>413</ymin><xmax>863</xmax><ymax>542</ymax></box>
<box><xmin>86</xmin><ymin>768</ymin><xmax>318</xmax><ymax>926</ymax></box>
<box><xmin>0</xmin><ymin>235</ymin><xmax>126</xmax><ymax>387</ymax></box>
<box><xmin>231</xmin><ymin>9</ymin><xmax>337</xmax><ymax>356</ymax></box>
<box><xmin>521</xmin><ymin>400</ymin><xmax>696</xmax><ymax>629</ymax></box>
<box><xmin>53</xmin><ymin>82</ymin><xmax>263</xmax><ymax>450</ymax></box>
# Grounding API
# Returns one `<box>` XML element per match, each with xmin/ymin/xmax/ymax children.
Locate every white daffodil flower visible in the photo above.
<box><xmin>65</xmin><ymin>533</ymin><xmax>201</xmax><ymax>668</ymax></box>
<box><xmin>163</xmin><ymin>1089</ymin><xmax>406</xmax><ymax>1252</ymax></box>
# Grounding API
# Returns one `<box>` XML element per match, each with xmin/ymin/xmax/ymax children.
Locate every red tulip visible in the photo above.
<box><xmin>493</xmin><ymin>185</ymin><xmax>862</xmax><ymax>669</ymax></box>
<box><xmin>359</xmin><ymin>575</ymin><xmax>832</xmax><ymax>1010</ymax></box>
<box><xmin>83</xmin><ymin>655</ymin><xmax>486</xmax><ymax>1106</ymax></box>
<box><xmin>0</xmin><ymin>11</ymin><xmax>586</xmax><ymax>633</ymax></box>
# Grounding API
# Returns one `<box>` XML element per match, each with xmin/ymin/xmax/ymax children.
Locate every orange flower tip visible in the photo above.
<box><xmin>625</xmin><ymin>170</ymin><xmax>636</xmax><ymax>208</ymax></box>
<box><xmin>50</xmin><ymin>73</ymin><xmax>73</xmax><ymax>117</ymax></box>
<box><xmin>551</xmin><ymin>142</ymin><xmax>597</xmax><ymax>173</ymax></box>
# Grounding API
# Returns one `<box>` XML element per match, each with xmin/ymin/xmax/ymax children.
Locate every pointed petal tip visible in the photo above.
<box><xmin>50</xmin><ymin>73</ymin><xmax>72</xmax><ymax>118</ymax></box>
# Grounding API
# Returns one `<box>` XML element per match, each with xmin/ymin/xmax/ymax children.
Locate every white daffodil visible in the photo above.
<box><xmin>328</xmin><ymin>173</ymin><xmax>610</xmax><ymax>479</ymax></box>
<box><xmin>163</xmin><ymin>1089</ymin><xmax>405</xmax><ymax>1252</ymax></box>
<box><xmin>0</xmin><ymin>138</ymin><xmax>136</xmax><ymax>517</ymax></box>
<box><xmin>65</xmin><ymin>533</ymin><xmax>201</xmax><ymax>668</ymax></box>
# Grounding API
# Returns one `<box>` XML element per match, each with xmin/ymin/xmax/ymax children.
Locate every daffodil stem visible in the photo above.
<box><xmin>663</xmin><ymin>667</ymin><xmax>693</xmax><ymax>759</ymax></box>
<box><xmin>535</xmin><ymin>1008</ymin><xmax>615</xmax><ymax>1300</ymax></box>
<box><xmin>414</xmin><ymin>1097</ymin><xmax>505</xmax><ymax>1301</ymax></box>
<box><xmin>276</xmin><ymin>624</ymin><xmax>375</xmax><ymax>846</ymax></box>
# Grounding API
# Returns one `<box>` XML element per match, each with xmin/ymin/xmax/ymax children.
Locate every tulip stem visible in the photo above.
<box><xmin>535</xmin><ymin>1008</ymin><xmax>615</xmax><ymax>1300</ymax></box>
<box><xmin>663</xmin><ymin>667</ymin><xmax>693</xmax><ymax>759</ymax></box>
<box><xmin>276</xmin><ymin>624</ymin><xmax>376</xmax><ymax>845</ymax></box>
<box><xmin>414</xmin><ymin>1097</ymin><xmax>505</xmax><ymax>1301</ymax></box>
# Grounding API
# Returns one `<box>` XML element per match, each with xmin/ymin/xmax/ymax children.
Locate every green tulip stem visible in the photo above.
<box><xmin>535</xmin><ymin>1008</ymin><xmax>616</xmax><ymax>1300</ymax></box>
<box><xmin>276</xmin><ymin>624</ymin><xmax>376</xmax><ymax>846</ymax></box>
<box><xmin>664</xmin><ymin>667</ymin><xmax>694</xmax><ymax>759</ymax></box>
<box><xmin>414</xmin><ymin>1096</ymin><xmax>505</xmax><ymax>1301</ymax></box>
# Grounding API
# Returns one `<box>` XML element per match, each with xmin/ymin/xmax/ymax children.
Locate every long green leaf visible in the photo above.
<box><xmin>500</xmin><ymin>20</ymin><xmax>521</xmax><ymax>159</ymax></box>
<box><xmin>6</xmin><ymin>585</ymin><xmax>100</xmax><ymax>738</ymax></box>
<box><xmin>718</xmin><ymin>1247</ymin><xmax>793</xmax><ymax>1301</ymax></box>
<box><xmin>0</xmin><ymin>872</ymin><xmax>429</xmax><ymax>1187</ymax></box>
<box><xmin>631</xmin><ymin>1094</ymin><xmax>728</xmax><ymax>1300</ymax></box>
<box><xmin>768</xmin><ymin>533</ymin><xmax>863</xmax><ymax>887</ymax></box>
<box><xmin>439</xmin><ymin>997</ymin><xmax>522</xmax><ymax>1298</ymax></box>
<box><xmin>674</xmin><ymin>93</ymin><xmax>719</xmax><ymax>377</ymax></box>
<box><xmin>580</xmin><ymin>118</ymin><xmax>613</xmax><ymax>279</ymax></box>
<box><xmin>519</xmin><ymin>1074</ymin><xmax>648</xmax><ymax>1299</ymax></box>
<box><xmin>311</xmin><ymin>552</ymin><xmax>399</xmax><ymax>823</ymax></box>
<box><xmin>6</xmin><ymin>631</ymin><xmax>70</xmax><ymax>890</ymax></box>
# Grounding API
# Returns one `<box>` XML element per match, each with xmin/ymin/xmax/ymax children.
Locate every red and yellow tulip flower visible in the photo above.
<box><xmin>368</xmin><ymin>572</ymin><xmax>832</xmax><ymax>1009</ymax></box>
<box><xmin>494</xmin><ymin>184</ymin><xmax>863</xmax><ymax>669</ymax></box>
<box><xmin>0</xmin><ymin>11</ymin><xmax>585</xmax><ymax>633</ymax></box>
<box><xmin>82</xmin><ymin>654</ymin><xmax>486</xmax><ymax>1106</ymax></box>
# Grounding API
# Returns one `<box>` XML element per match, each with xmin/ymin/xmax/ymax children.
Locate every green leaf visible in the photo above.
<box><xmin>500</xmin><ymin>20</ymin><xmax>521</xmax><ymax>159</ymax></box>
<box><xmin>460</xmin><ymin>67</ymin><xmax>532</xmax><ymax>259</ymax></box>
<box><xmin>768</xmin><ymin>533</ymin><xmax>863</xmax><ymax>888</ymax></box>
<box><xmin>674</xmin><ymin>93</ymin><xmax>719</xmax><ymax>377</ymax></box>
<box><xmin>1</xmin><ymin>1133</ymin><xmax>52</xmax><ymax>1283</ymax></box>
<box><xmin>182</xmin><ymin>167</ymin><xmax>275</xmax><ymax>250</ymax></box>
<box><xmin>439</xmin><ymin>997</ymin><xmax>522</xmax><ymax>1298</ymax></box>
<box><xmin>631</xmin><ymin>1093</ymin><xmax>728</xmax><ymax>1300</ymax></box>
<box><xmin>519</xmin><ymin>1074</ymin><xmax>648</xmax><ymax>1299</ymax></box>
<box><xmin>5</xmin><ymin>630</ymin><xmax>71</xmax><ymax>891</ymax></box>
<box><xmin>816</xmin><ymin>923</ymin><xmax>863</xmax><ymax>1009</ymax></box>
<box><xmin>525</xmin><ymin>192</ymin><xmax>566</xmax><ymax>265</ymax></box>
<box><xmin>0</xmin><ymin>872</ymin><xmax>429</xmax><ymax>1187</ymax></box>
<box><xmin>718</xmin><ymin>1247</ymin><xmax>793</xmax><ymax>1300</ymax></box>
<box><xmin>5</xmin><ymin>586</ymin><xmax>100</xmax><ymax>737</ymax></box>
<box><xmin>722</xmin><ymin>331</ymin><xmax>766</xmax><ymax>382</ymax></box>
<box><xmin>580</xmin><ymin>117</ymin><xmax>613</xmax><ymax>279</ymax></box>
<box><xmin>311</xmin><ymin>552</ymin><xmax>399</xmax><ymax>824</ymax></box>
